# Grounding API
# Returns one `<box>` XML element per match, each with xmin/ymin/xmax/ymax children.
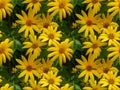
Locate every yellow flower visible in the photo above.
<box><xmin>11</xmin><ymin>67</ymin><xmax>18</xmax><ymax>73</ymax></box>
<box><xmin>16</xmin><ymin>55</ymin><xmax>40</xmax><ymax>82</ymax></box>
<box><xmin>11</xmin><ymin>22</ymin><xmax>18</xmax><ymax>28</ymax></box>
<box><xmin>0</xmin><ymin>0</ymin><xmax>13</xmax><ymax>21</ymax></box>
<box><xmin>60</xmin><ymin>84</ymin><xmax>74</xmax><ymax>90</ymax></box>
<box><xmin>82</xmin><ymin>0</ymin><xmax>104</xmax><ymax>14</ymax></box>
<box><xmin>83</xmin><ymin>35</ymin><xmax>106</xmax><ymax>59</ymax></box>
<box><xmin>107</xmin><ymin>43</ymin><xmax>120</xmax><ymax>62</ymax></box>
<box><xmin>83</xmin><ymin>79</ymin><xmax>107</xmax><ymax>90</ymax></box>
<box><xmin>38</xmin><ymin>13</ymin><xmax>58</xmax><ymax>31</ymax></box>
<box><xmin>23</xmin><ymin>79</ymin><xmax>47</xmax><ymax>90</ymax></box>
<box><xmin>0</xmin><ymin>84</ymin><xmax>14</xmax><ymax>90</ymax></box>
<box><xmin>0</xmin><ymin>75</ymin><xmax>2</xmax><ymax>83</ymax></box>
<box><xmin>99</xmin><ymin>71</ymin><xmax>120</xmax><ymax>90</ymax></box>
<box><xmin>0</xmin><ymin>39</ymin><xmax>14</xmax><ymax>66</ymax></box>
<box><xmin>99</xmin><ymin>26</ymin><xmax>120</xmax><ymax>46</ymax></box>
<box><xmin>39</xmin><ymin>71</ymin><xmax>62</xmax><ymax>90</ymax></box>
<box><xmin>39</xmin><ymin>26</ymin><xmax>62</xmax><ymax>46</ymax></box>
<box><xmin>108</xmin><ymin>0</ymin><xmax>120</xmax><ymax>18</ymax></box>
<box><xmin>47</xmin><ymin>39</ymin><xmax>74</xmax><ymax>66</ymax></box>
<box><xmin>71</xmin><ymin>67</ymin><xmax>78</xmax><ymax>73</ymax></box>
<box><xmin>16</xmin><ymin>9</ymin><xmax>40</xmax><ymax>37</ymax></box>
<box><xmin>76</xmin><ymin>9</ymin><xmax>101</xmax><ymax>37</ymax></box>
<box><xmin>47</xmin><ymin>0</ymin><xmax>74</xmax><ymax>21</ymax></box>
<box><xmin>76</xmin><ymin>54</ymin><xmax>100</xmax><ymax>82</ymax></box>
<box><xmin>23</xmin><ymin>34</ymin><xmax>46</xmax><ymax>59</ymax></box>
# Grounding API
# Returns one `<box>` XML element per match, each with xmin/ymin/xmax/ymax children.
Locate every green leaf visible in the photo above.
<box><xmin>74</xmin><ymin>84</ymin><xmax>82</xmax><ymax>90</ymax></box>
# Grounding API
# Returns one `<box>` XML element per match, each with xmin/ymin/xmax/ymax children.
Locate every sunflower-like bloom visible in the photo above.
<box><xmin>47</xmin><ymin>39</ymin><xmax>74</xmax><ymax>66</ymax></box>
<box><xmin>76</xmin><ymin>9</ymin><xmax>101</xmax><ymax>37</ymax></box>
<box><xmin>38</xmin><ymin>13</ymin><xmax>58</xmax><ymax>31</ymax></box>
<box><xmin>23</xmin><ymin>79</ymin><xmax>47</xmax><ymax>90</ymax></box>
<box><xmin>39</xmin><ymin>26</ymin><xmax>62</xmax><ymax>46</ymax></box>
<box><xmin>0</xmin><ymin>84</ymin><xmax>14</xmax><ymax>90</ymax></box>
<box><xmin>16</xmin><ymin>9</ymin><xmax>40</xmax><ymax>37</ymax></box>
<box><xmin>0</xmin><ymin>39</ymin><xmax>14</xmax><ymax>66</ymax></box>
<box><xmin>99</xmin><ymin>26</ymin><xmax>120</xmax><ymax>46</ymax></box>
<box><xmin>0</xmin><ymin>0</ymin><xmax>13</xmax><ymax>21</ymax></box>
<box><xmin>108</xmin><ymin>0</ymin><xmax>120</xmax><ymax>18</ymax></box>
<box><xmin>60</xmin><ymin>84</ymin><xmax>74</xmax><ymax>90</ymax></box>
<box><xmin>16</xmin><ymin>55</ymin><xmax>40</xmax><ymax>82</ymax></box>
<box><xmin>39</xmin><ymin>71</ymin><xmax>62</xmax><ymax>90</ymax></box>
<box><xmin>76</xmin><ymin>54</ymin><xmax>100</xmax><ymax>82</ymax></box>
<box><xmin>47</xmin><ymin>0</ymin><xmax>74</xmax><ymax>21</ymax></box>
<box><xmin>99</xmin><ymin>71</ymin><xmax>120</xmax><ymax>90</ymax></box>
<box><xmin>83</xmin><ymin>79</ymin><xmax>107</xmax><ymax>90</ymax></box>
<box><xmin>83</xmin><ymin>35</ymin><xmax>106</xmax><ymax>59</ymax></box>
<box><xmin>23</xmin><ymin>0</ymin><xmax>43</xmax><ymax>13</ymax></box>
<box><xmin>23</xmin><ymin>34</ymin><xmax>46</xmax><ymax>59</ymax></box>
<box><xmin>82</xmin><ymin>0</ymin><xmax>104</xmax><ymax>14</ymax></box>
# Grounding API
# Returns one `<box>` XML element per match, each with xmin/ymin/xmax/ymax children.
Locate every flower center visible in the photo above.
<box><xmin>59</xmin><ymin>47</ymin><xmax>65</xmax><ymax>54</ymax></box>
<box><xmin>32</xmin><ymin>43</ymin><xmax>38</xmax><ymax>49</ymax></box>
<box><xmin>26</xmin><ymin>19</ymin><xmax>33</xmax><ymax>26</ymax></box>
<box><xmin>48</xmin><ymin>78</ymin><xmax>54</xmax><ymax>84</ymax></box>
<box><xmin>92</xmin><ymin>43</ymin><xmax>98</xmax><ymax>49</ymax></box>
<box><xmin>33</xmin><ymin>88</ymin><xmax>38</xmax><ymax>90</ymax></box>
<box><xmin>86</xmin><ymin>20</ymin><xmax>93</xmax><ymax>26</ymax></box>
<box><xmin>59</xmin><ymin>2</ymin><xmax>65</xmax><ymax>8</ymax></box>
<box><xmin>26</xmin><ymin>65</ymin><xmax>32</xmax><ymax>71</ymax></box>
<box><xmin>103</xmin><ymin>68</ymin><xmax>109</xmax><ymax>73</ymax></box>
<box><xmin>32</xmin><ymin>0</ymin><xmax>39</xmax><ymax>4</ymax></box>
<box><xmin>86</xmin><ymin>65</ymin><xmax>93</xmax><ymax>71</ymax></box>
<box><xmin>103</xmin><ymin>22</ymin><xmax>109</xmax><ymax>28</ymax></box>
<box><xmin>92</xmin><ymin>0</ymin><xmax>98</xmax><ymax>4</ymax></box>
<box><xmin>0</xmin><ymin>1</ymin><xmax>5</xmax><ymax>9</ymax></box>
<box><xmin>48</xmin><ymin>34</ymin><xmax>54</xmax><ymax>39</ymax></box>
<box><xmin>43</xmin><ymin>67</ymin><xmax>49</xmax><ymax>73</ymax></box>
<box><xmin>43</xmin><ymin>22</ymin><xmax>50</xmax><ymax>28</ymax></box>
<box><xmin>0</xmin><ymin>46</ymin><xmax>5</xmax><ymax>54</ymax></box>
<box><xmin>108</xmin><ymin>33</ymin><xmax>114</xmax><ymax>39</ymax></box>
<box><xmin>108</xmin><ymin>79</ymin><xmax>114</xmax><ymax>84</ymax></box>
<box><xmin>93</xmin><ymin>87</ymin><xmax>98</xmax><ymax>90</ymax></box>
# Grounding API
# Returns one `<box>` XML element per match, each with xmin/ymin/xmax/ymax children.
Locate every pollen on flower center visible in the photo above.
<box><xmin>26</xmin><ymin>19</ymin><xmax>33</xmax><ymax>26</ymax></box>
<box><xmin>108</xmin><ymin>79</ymin><xmax>114</xmax><ymax>84</ymax></box>
<box><xmin>32</xmin><ymin>0</ymin><xmax>39</xmax><ymax>4</ymax></box>
<box><xmin>86</xmin><ymin>20</ymin><xmax>93</xmax><ymax>26</ymax></box>
<box><xmin>103</xmin><ymin>22</ymin><xmax>109</xmax><ymax>28</ymax></box>
<box><xmin>48</xmin><ymin>34</ymin><xmax>54</xmax><ymax>39</ymax></box>
<box><xmin>86</xmin><ymin>65</ymin><xmax>93</xmax><ymax>71</ymax></box>
<box><xmin>92</xmin><ymin>0</ymin><xmax>98</xmax><ymax>4</ymax></box>
<box><xmin>59</xmin><ymin>47</ymin><xmax>65</xmax><ymax>54</ymax></box>
<box><xmin>92</xmin><ymin>43</ymin><xmax>98</xmax><ymax>49</ymax></box>
<box><xmin>59</xmin><ymin>2</ymin><xmax>65</xmax><ymax>8</ymax></box>
<box><xmin>32</xmin><ymin>43</ymin><xmax>38</xmax><ymax>49</ymax></box>
<box><xmin>0</xmin><ymin>2</ymin><xmax>5</xmax><ymax>9</ymax></box>
<box><xmin>108</xmin><ymin>33</ymin><xmax>114</xmax><ymax>39</ymax></box>
<box><xmin>0</xmin><ymin>46</ymin><xmax>5</xmax><ymax>54</ymax></box>
<box><xmin>26</xmin><ymin>65</ymin><xmax>32</xmax><ymax>71</ymax></box>
<box><xmin>48</xmin><ymin>78</ymin><xmax>54</xmax><ymax>84</ymax></box>
<box><xmin>103</xmin><ymin>68</ymin><xmax>109</xmax><ymax>73</ymax></box>
<box><xmin>43</xmin><ymin>68</ymin><xmax>49</xmax><ymax>73</ymax></box>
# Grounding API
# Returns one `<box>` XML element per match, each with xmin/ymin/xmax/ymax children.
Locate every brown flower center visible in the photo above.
<box><xmin>92</xmin><ymin>43</ymin><xmax>98</xmax><ymax>49</ymax></box>
<box><xmin>26</xmin><ymin>65</ymin><xmax>32</xmax><ymax>71</ymax></box>
<box><xmin>48</xmin><ymin>34</ymin><xmax>54</xmax><ymax>39</ymax></box>
<box><xmin>92</xmin><ymin>0</ymin><xmax>98</xmax><ymax>4</ymax></box>
<box><xmin>48</xmin><ymin>78</ymin><xmax>54</xmax><ymax>84</ymax></box>
<box><xmin>33</xmin><ymin>88</ymin><xmax>38</xmax><ymax>90</ymax></box>
<box><xmin>93</xmin><ymin>87</ymin><xmax>98</xmax><ymax>90</ymax></box>
<box><xmin>32</xmin><ymin>43</ymin><xmax>38</xmax><ymax>49</ymax></box>
<box><xmin>0</xmin><ymin>46</ymin><xmax>5</xmax><ymax>54</ymax></box>
<box><xmin>103</xmin><ymin>68</ymin><xmax>109</xmax><ymax>73</ymax></box>
<box><xmin>108</xmin><ymin>33</ymin><xmax>114</xmax><ymax>39</ymax></box>
<box><xmin>86</xmin><ymin>20</ymin><xmax>93</xmax><ymax>26</ymax></box>
<box><xmin>108</xmin><ymin>79</ymin><xmax>114</xmax><ymax>84</ymax></box>
<box><xmin>103</xmin><ymin>22</ymin><xmax>109</xmax><ymax>28</ymax></box>
<box><xmin>43</xmin><ymin>22</ymin><xmax>50</xmax><ymax>28</ymax></box>
<box><xmin>59</xmin><ymin>47</ymin><xmax>65</xmax><ymax>54</ymax></box>
<box><xmin>26</xmin><ymin>19</ymin><xmax>33</xmax><ymax>26</ymax></box>
<box><xmin>86</xmin><ymin>65</ymin><xmax>93</xmax><ymax>71</ymax></box>
<box><xmin>0</xmin><ymin>1</ymin><xmax>5</xmax><ymax>9</ymax></box>
<box><xmin>43</xmin><ymin>67</ymin><xmax>49</xmax><ymax>73</ymax></box>
<box><xmin>59</xmin><ymin>2</ymin><xmax>65</xmax><ymax>8</ymax></box>
<box><xmin>32</xmin><ymin>0</ymin><xmax>39</xmax><ymax>4</ymax></box>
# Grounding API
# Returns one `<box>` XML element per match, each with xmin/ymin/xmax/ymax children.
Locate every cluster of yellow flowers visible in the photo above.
<box><xmin>1</xmin><ymin>0</ymin><xmax>120</xmax><ymax>90</ymax></box>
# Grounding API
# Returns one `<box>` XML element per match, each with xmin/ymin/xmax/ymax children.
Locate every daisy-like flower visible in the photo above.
<box><xmin>107</xmin><ymin>42</ymin><xmax>120</xmax><ymax>62</ymax></box>
<box><xmin>0</xmin><ymin>0</ymin><xmax>13</xmax><ymax>21</ymax></box>
<box><xmin>39</xmin><ymin>26</ymin><xmax>62</xmax><ymax>46</ymax></box>
<box><xmin>38</xmin><ymin>13</ymin><xmax>58</xmax><ymax>31</ymax></box>
<box><xmin>98</xmin><ymin>13</ymin><xmax>118</xmax><ymax>31</ymax></box>
<box><xmin>82</xmin><ymin>0</ymin><xmax>104</xmax><ymax>14</ymax></box>
<box><xmin>99</xmin><ymin>26</ymin><xmax>120</xmax><ymax>46</ymax></box>
<box><xmin>97</xmin><ymin>58</ymin><xmax>118</xmax><ymax>77</ymax></box>
<box><xmin>76</xmin><ymin>9</ymin><xmax>101</xmax><ymax>37</ymax></box>
<box><xmin>23</xmin><ymin>79</ymin><xmax>47</xmax><ymax>90</ymax></box>
<box><xmin>16</xmin><ymin>55</ymin><xmax>40</xmax><ymax>82</ymax></box>
<box><xmin>0</xmin><ymin>84</ymin><xmax>14</xmax><ymax>90</ymax></box>
<box><xmin>75</xmin><ymin>54</ymin><xmax>100</xmax><ymax>82</ymax></box>
<box><xmin>23</xmin><ymin>34</ymin><xmax>46</xmax><ymax>59</ymax></box>
<box><xmin>47</xmin><ymin>0</ymin><xmax>74</xmax><ymax>21</ymax></box>
<box><xmin>16</xmin><ymin>9</ymin><xmax>40</xmax><ymax>37</ymax></box>
<box><xmin>83</xmin><ymin>79</ymin><xmax>107</xmax><ymax>90</ymax></box>
<box><xmin>47</xmin><ymin>39</ymin><xmax>74</xmax><ymax>66</ymax></box>
<box><xmin>39</xmin><ymin>71</ymin><xmax>62</xmax><ymax>90</ymax></box>
<box><xmin>108</xmin><ymin>0</ymin><xmax>120</xmax><ymax>18</ymax></box>
<box><xmin>60</xmin><ymin>84</ymin><xmax>74</xmax><ymax>90</ymax></box>
<box><xmin>23</xmin><ymin>0</ymin><xmax>43</xmax><ymax>13</ymax></box>
<box><xmin>83</xmin><ymin>35</ymin><xmax>106</xmax><ymax>59</ymax></box>
<box><xmin>99</xmin><ymin>71</ymin><xmax>120</xmax><ymax>90</ymax></box>
<box><xmin>0</xmin><ymin>39</ymin><xmax>14</xmax><ymax>66</ymax></box>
